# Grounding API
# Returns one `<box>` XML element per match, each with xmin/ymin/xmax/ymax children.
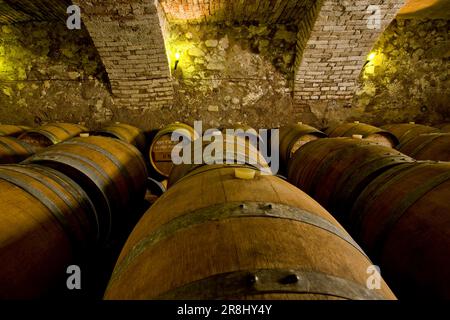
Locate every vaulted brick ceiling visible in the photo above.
<box><xmin>0</xmin><ymin>0</ymin><xmax>448</xmax><ymax>25</ymax></box>
<box><xmin>158</xmin><ymin>0</ymin><xmax>312</xmax><ymax>24</ymax></box>
<box><xmin>0</xmin><ymin>0</ymin><xmax>71</xmax><ymax>24</ymax></box>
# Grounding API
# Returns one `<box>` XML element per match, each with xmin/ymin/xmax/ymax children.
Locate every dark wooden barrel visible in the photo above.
<box><xmin>0</xmin><ymin>136</ymin><xmax>36</xmax><ymax>164</ymax></box>
<box><xmin>279</xmin><ymin>123</ymin><xmax>327</xmax><ymax>170</ymax></box>
<box><xmin>149</xmin><ymin>123</ymin><xmax>197</xmax><ymax>178</ymax></box>
<box><xmin>104</xmin><ymin>165</ymin><xmax>395</xmax><ymax>300</ymax></box>
<box><xmin>437</xmin><ymin>123</ymin><xmax>450</xmax><ymax>133</ymax></box>
<box><xmin>397</xmin><ymin>133</ymin><xmax>450</xmax><ymax>161</ymax></box>
<box><xmin>381</xmin><ymin>123</ymin><xmax>440</xmax><ymax>145</ymax></box>
<box><xmin>147</xmin><ymin>177</ymin><xmax>166</xmax><ymax>197</ymax></box>
<box><xmin>350</xmin><ymin>162</ymin><xmax>450</xmax><ymax>299</ymax></box>
<box><xmin>0</xmin><ymin>125</ymin><xmax>30</xmax><ymax>137</ymax></box>
<box><xmin>325</xmin><ymin>122</ymin><xmax>399</xmax><ymax>148</ymax></box>
<box><xmin>287</xmin><ymin>138</ymin><xmax>414</xmax><ymax>222</ymax></box>
<box><xmin>19</xmin><ymin>123</ymin><xmax>88</xmax><ymax>148</ymax></box>
<box><xmin>23</xmin><ymin>136</ymin><xmax>147</xmax><ymax>241</ymax></box>
<box><xmin>144</xmin><ymin>178</ymin><xmax>167</xmax><ymax>206</ymax></box>
<box><xmin>168</xmin><ymin>132</ymin><xmax>271</xmax><ymax>187</ymax></box>
<box><xmin>95</xmin><ymin>123</ymin><xmax>146</xmax><ymax>153</ymax></box>
<box><xmin>0</xmin><ymin>164</ymin><xmax>98</xmax><ymax>298</ymax></box>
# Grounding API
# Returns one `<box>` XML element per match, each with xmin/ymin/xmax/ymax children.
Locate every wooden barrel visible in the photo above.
<box><xmin>104</xmin><ymin>165</ymin><xmax>395</xmax><ymax>300</ymax></box>
<box><xmin>168</xmin><ymin>132</ymin><xmax>271</xmax><ymax>187</ymax></box>
<box><xmin>147</xmin><ymin>177</ymin><xmax>166</xmax><ymax>197</ymax></box>
<box><xmin>0</xmin><ymin>125</ymin><xmax>30</xmax><ymax>137</ymax></box>
<box><xmin>222</xmin><ymin>123</ymin><xmax>265</xmax><ymax>149</ymax></box>
<box><xmin>325</xmin><ymin>122</ymin><xmax>399</xmax><ymax>148</ymax></box>
<box><xmin>397</xmin><ymin>133</ymin><xmax>450</xmax><ymax>161</ymax></box>
<box><xmin>381</xmin><ymin>123</ymin><xmax>440</xmax><ymax>145</ymax></box>
<box><xmin>350</xmin><ymin>162</ymin><xmax>450</xmax><ymax>299</ymax></box>
<box><xmin>95</xmin><ymin>123</ymin><xmax>146</xmax><ymax>153</ymax></box>
<box><xmin>0</xmin><ymin>164</ymin><xmax>98</xmax><ymax>298</ymax></box>
<box><xmin>279</xmin><ymin>123</ymin><xmax>327</xmax><ymax>170</ymax></box>
<box><xmin>19</xmin><ymin>123</ymin><xmax>88</xmax><ymax>148</ymax></box>
<box><xmin>0</xmin><ymin>136</ymin><xmax>36</xmax><ymax>164</ymax></box>
<box><xmin>287</xmin><ymin>138</ymin><xmax>413</xmax><ymax>222</ymax></box>
<box><xmin>437</xmin><ymin>123</ymin><xmax>450</xmax><ymax>132</ymax></box>
<box><xmin>23</xmin><ymin>136</ymin><xmax>148</xmax><ymax>241</ymax></box>
<box><xmin>149</xmin><ymin>123</ymin><xmax>196</xmax><ymax>178</ymax></box>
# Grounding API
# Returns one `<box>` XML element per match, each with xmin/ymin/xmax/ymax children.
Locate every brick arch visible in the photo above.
<box><xmin>293</xmin><ymin>0</ymin><xmax>405</xmax><ymax>108</ymax></box>
<box><xmin>72</xmin><ymin>0</ymin><xmax>406</xmax><ymax>114</ymax></box>
<box><xmin>158</xmin><ymin>0</ymin><xmax>312</xmax><ymax>24</ymax></box>
<box><xmin>73</xmin><ymin>0</ymin><xmax>174</xmax><ymax>111</ymax></box>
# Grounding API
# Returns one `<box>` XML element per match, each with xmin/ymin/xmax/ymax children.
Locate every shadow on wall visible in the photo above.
<box><xmin>350</xmin><ymin>18</ymin><xmax>450</xmax><ymax>126</ymax></box>
<box><xmin>0</xmin><ymin>21</ymin><xmax>112</xmax><ymax>128</ymax></box>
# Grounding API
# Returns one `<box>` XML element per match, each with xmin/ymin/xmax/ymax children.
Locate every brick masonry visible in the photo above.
<box><xmin>73</xmin><ymin>0</ymin><xmax>174</xmax><ymax>111</ymax></box>
<box><xmin>158</xmin><ymin>0</ymin><xmax>310</xmax><ymax>24</ymax></box>
<box><xmin>71</xmin><ymin>0</ymin><xmax>407</xmax><ymax>118</ymax></box>
<box><xmin>293</xmin><ymin>0</ymin><xmax>405</xmax><ymax>108</ymax></box>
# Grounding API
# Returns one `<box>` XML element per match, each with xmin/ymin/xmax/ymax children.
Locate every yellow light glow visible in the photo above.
<box><xmin>399</xmin><ymin>0</ymin><xmax>439</xmax><ymax>14</ymax></box>
<box><xmin>175</xmin><ymin>52</ymin><xmax>181</xmax><ymax>60</ymax></box>
<box><xmin>365</xmin><ymin>65</ymin><xmax>375</xmax><ymax>75</ymax></box>
<box><xmin>363</xmin><ymin>51</ymin><xmax>382</xmax><ymax>78</ymax></box>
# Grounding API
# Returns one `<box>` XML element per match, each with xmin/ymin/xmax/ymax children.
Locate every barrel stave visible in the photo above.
<box><xmin>0</xmin><ymin>164</ymin><xmax>97</xmax><ymax>298</ymax></box>
<box><xmin>350</xmin><ymin>162</ymin><xmax>450</xmax><ymax>299</ymax></box>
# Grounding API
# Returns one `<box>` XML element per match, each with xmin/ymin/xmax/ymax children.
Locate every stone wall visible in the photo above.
<box><xmin>352</xmin><ymin>18</ymin><xmax>450</xmax><ymax>126</ymax></box>
<box><xmin>0</xmin><ymin>22</ymin><xmax>113</xmax><ymax>128</ymax></box>
<box><xmin>168</xmin><ymin>22</ymin><xmax>299</xmax><ymax>128</ymax></box>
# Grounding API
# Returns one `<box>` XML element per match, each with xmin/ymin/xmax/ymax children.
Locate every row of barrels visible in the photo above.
<box><xmin>104</xmin><ymin>120</ymin><xmax>450</xmax><ymax>300</ymax></box>
<box><xmin>0</xmin><ymin>122</ymin><xmax>188</xmax><ymax>189</ymax></box>
<box><xmin>0</xmin><ymin>122</ymin><xmax>146</xmax><ymax>163</ymax></box>
<box><xmin>100</xmin><ymin>122</ymin><xmax>376</xmax><ymax>299</ymax></box>
<box><xmin>2</xmin><ymin>120</ymin><xmax>449</xmax><ymax>299</ymax></box>
<box><xmin>279</xmin><ymin>121</ymin><xmax>450</xmax><ymax>175</ymax></box>
<box><xmin>279</xmin><ymin>122</ymin><xmax>450</xmax><ymax>299</ymax></box>
<box><xmin>0</xmin><ymin>135</ymin><xmax>147</xmax><ymax>299</ymax></box>
<box><xmin>4</xmin><ymin>120</ymin><xmax>447</xmax><ymax>180</ymax></box>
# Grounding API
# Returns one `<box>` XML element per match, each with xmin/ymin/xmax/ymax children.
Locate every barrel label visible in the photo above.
<box><xmin>153</xmin><ymin>137</ymin><xmax>178</xmax><ymax>162</ymax></box>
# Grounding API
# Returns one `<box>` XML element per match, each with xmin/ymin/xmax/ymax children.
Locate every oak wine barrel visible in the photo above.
<box><xmin>0</xmin><ymin>136</ymin><xmax>36</xmax><ymax>164</ymax></box>
<box><xmin>104</xmin><ymin>165</ymin><xmax>395</xmax><ymax>300</ymax></box>
<box><xmin>0</xmin><ymin>164</ymin><xmax>98</xmax><ymax>299</ymax></box>
<box><xmin>287</xmin><ymin>138</ymin><xmax>413</xmax><ymax>223</ymax></box>
<box><xmin>222</xmin><ymin>123</ymin><xmax>267</xmax><ymax>149</ymax></box>
<box><xmin>19</xmin><ymin>123</ymin><xmax>88</xmax><ymax>149</ymax></box>
<box><xmin>149</xmin><ymin>122</ymin><xmax>197</xmax><ymax>178</ymax></box>
<box><xmin>147</xmin><ymin>177</ymin><xmax>166</xmax><ymax>197</ymax></box>
<box><xmin>168</xmin><ymin>131</ymin><xmax>271</xmax><ymax>187</ymax></box>
<box><xmin>397</xmin><ymin>133</ymin><xmax>450</xmax><ymax>161</ymax></box>
<box><xmin>95</xmin><ymin>123</ymin><xmax>146</xmax><ymax>154</ymax></box>
<box><xmin>381</xmin><ymin>123</ymin><xmax>440</xmax><ymax>145</ymax></box>
<box><xmin>350</xmin><ymin>162</ymin><xmax>450</xmax><ymax>299</ymax></box>
<box><xmin>437</xmin><ymin>123</ymin><xmax>450</xmax><ymax>133</ymax></box>
<box><xmin>0</xmin><ymin>125</ymin><xmax>30</xmax><ymax>137</ymax></box>
<box><xmin>23</xmin><ymin>136</ymin><xmax>148</xmax><ymax>241</ymax></box>
<box><xmin>279</xmin><ymin>123</ymin><xmax>327</xmax><ymax>171</ymax></box>
<box><xmin>325</xmin><ymin>122</ymin><xmax>399</xmax><ymax>148</ymax></box>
